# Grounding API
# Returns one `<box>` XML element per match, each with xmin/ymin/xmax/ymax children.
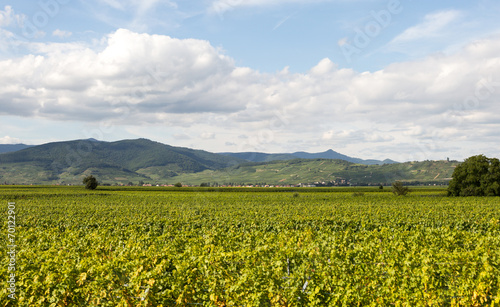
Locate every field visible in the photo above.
<box><xmin>1</xmin><ymin>186</ymin><xmax>500</xmax><ymax>306</ymax></box>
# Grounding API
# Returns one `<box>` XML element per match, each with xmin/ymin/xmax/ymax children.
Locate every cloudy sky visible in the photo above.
<box><xmin>1</xmin><ymin>0</ymin><xmax>500</xmax><ymax>161</ymax></box>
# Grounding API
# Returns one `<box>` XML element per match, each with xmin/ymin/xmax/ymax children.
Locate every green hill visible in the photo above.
<box><xmin>0</xmin><ymin>138</ymin><xmax>459</xmax><ymax>186</ymax></box>
<box><xmin>0</xmin><ymin>139</ymin><xmax>244</xmax><ymax>185</ymax></box>
<box><xmin>168</xmin><ymin>158</ymin><xmax>458</xmax><ymax>186</ymax></box>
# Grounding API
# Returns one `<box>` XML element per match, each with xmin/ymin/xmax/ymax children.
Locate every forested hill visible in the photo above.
<box><xmin>0</xmin><ymin>138</ymin><xmax>245</xmax><ymax>184</ymax></box>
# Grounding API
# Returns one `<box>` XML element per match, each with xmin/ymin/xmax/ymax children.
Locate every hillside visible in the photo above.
<box><xmin>220</xmin><ymin>149</ymin><xmax>398</xmax><ymax>165</ymax></box>
<box><xmin>0</xmin><ymin>138</ymin><xmax>458</xmax><ymax>186</ymax></box>
<box><xmin>0</xmin><ymin>139</ymin><xmax>245</xmax><ymax>184</ymax></box>
<box><xmin>168</xmin><ymin>159</ymin><xmax>458</xmax><ymax>186</ymax></box>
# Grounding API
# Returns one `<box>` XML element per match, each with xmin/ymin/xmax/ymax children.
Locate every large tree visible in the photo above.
<box><xmin>448</xmin><ymin>155</ymin><xmax>500</xmax><ymax>196</ymax></box>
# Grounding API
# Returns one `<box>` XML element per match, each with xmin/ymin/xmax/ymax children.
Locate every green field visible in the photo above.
<box><xmin>1</xmin><ymin>186</ymin><xmax>500</xmax><ymax>306</ymax></box>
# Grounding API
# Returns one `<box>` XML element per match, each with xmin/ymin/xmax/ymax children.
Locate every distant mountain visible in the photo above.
<box><xmin>0</xmin><ymin>144</ymin><xmax>34</xmax><ymax>154</ymax></box>
<box><xmin>220</xmin><ymin>149</ymin><xmax>398</xmax><ymax>165</ymax></box>
<box><xmin>0</xmin><ymin>138</ymin><xmax>245</xmax><ymax>184</ymax></box>
<box><xmin>218</xmin><ymin>152</ymin><xmax>297</xmax><ymax>163</ymax></box>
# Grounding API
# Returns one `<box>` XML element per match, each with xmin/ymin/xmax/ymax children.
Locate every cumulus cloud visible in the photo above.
<box><xmin>0</xmin><ymin>29</ymin><xmax>248</xmax><ymax>122</ymax></box>
<box><xmin>1</xmin><ymin>29</ymin><xmax>500</xmax><ymax>159</ymax></box>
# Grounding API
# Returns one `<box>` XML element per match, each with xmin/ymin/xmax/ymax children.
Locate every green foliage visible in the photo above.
<box><xmin>1</xmin><ymin>186</ymin><xmax>499</xmax><ymax>306</ymax></box>
<box><xmin>83</xmin><ymin>175</ymin><xmax>99</xmax><ymax>190</ymax></box>
<box><xmin>174</xmin><ymin>182</ymin><xmax>183</xmax><ymax>187</ymax></box>
<box><xmin>448</xmin><ymin>155</ymin><xmax>500</xmax><ymax>196</ymax></box>
<box><xmin>392</xmin><ymin>181</ymin><xmax>410</xmax><ymax>196</ymax></box>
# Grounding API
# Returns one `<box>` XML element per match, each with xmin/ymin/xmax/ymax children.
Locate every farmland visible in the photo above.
<box><xmin>1</xmin><ymin>186</ymin><xmax>500</xmax><ymax>306</ymax></box>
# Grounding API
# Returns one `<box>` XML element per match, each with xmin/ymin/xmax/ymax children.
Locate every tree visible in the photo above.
<box><xmin>174</xmin><ymin>182</ymin><xmax>183</xmax><ymax>187</ymax></box>
<box><xmin>83</xmin><ymin>175</ymin><xmax>99</xmax><ymax>190</ymax></box>
<box><xmin>448</xmin><ymin>155</ymin><xmax>500</xmax><ymax>196</ymax></box>
<box><xmin>392</xmin><ymin>181</ymin><xmax>409</xmax><ymax>196</ymax></box>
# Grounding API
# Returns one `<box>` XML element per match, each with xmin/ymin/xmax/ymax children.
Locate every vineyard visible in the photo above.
<box><xmin>1</xmin><ymin>186</ymin><xmax>500</xmax><ymax>306</ymax></box>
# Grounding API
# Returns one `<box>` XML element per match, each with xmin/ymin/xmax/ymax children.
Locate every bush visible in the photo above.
<box><xmin>448</xmin><ymin>155</ymin><xmax>500</xmax><ymax>196</ymax></box>
<box><xmin>392</xmin><ymin>181</ymin><xmax>409</xmax><ymax>196</ymax></box>
<box><xmin>174</xmin><ymin>182</ymin><xmax>183</xmax><ymax>188</ymax></box>
<box><xmin>83</xmin><ymin>175</ymin><xmax>99</xmax><ymax>190</ymax></box>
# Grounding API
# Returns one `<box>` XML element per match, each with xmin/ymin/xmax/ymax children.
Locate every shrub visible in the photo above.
<box><xmin>392</xmin><ymin>181</ymin><xmax>409</xmax><ymax>196</ymax></box>
<box><xmin>83</xmin><ymin>175</ymin><xmax>99</xmax><ymax>190</ymax></box>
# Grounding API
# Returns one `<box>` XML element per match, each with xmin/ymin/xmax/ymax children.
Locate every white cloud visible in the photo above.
<box><xmin>97</xmin><ymin>0</ymin><xmax>125</xmax><ymax>10</ymax></box>
<box><xmin>201</xmin><ymin>132</ymin><xmax>215</xmax><ymax>139</ymax></box>
<box><xmin>0</xmin><ymin>136</ymin><xmax>22</xmax><ymax>144</ymax></box>
<box><xmin>1</xmin><ymin>29</ymin><xmax>500</xmax><ymax>159</ymax></box>
<box><xmin>0</xmin><ymin>5</ymin><xmax>24</xmax><ymax>28</ymax></box>
<box><xmin>173</xmin><ymin>133</ymin><xmax>191</xmax><ymax>140</ymax></box>
<box><xmin>392</xmin><ymin>10</ymin><xmax>461</xmax><ymax>43</ymax></box>
<box><xmin>386</xmin><ymin>9</ymin><xmax>462</xmax><ymax>56</ymax></box>
<box><xmin>52</xmin><ymin>29</ymin><xmax>72</xmax><ymax>38</ymax></box>
<box><xmin>337</xmin><ymin>37</ymin><xmax>348</xmax><ymax>47</ymax></box>
<box><xmin>209</xmin><ymin>0</ymin><xmax>329</xmax><ymax>16</ymax></box>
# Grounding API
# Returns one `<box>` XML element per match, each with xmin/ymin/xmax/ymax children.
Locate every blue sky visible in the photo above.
<box><xmin>1</xmin><ymin>0</ymin><xmax>500</xmax><ymax>161</ymax></box>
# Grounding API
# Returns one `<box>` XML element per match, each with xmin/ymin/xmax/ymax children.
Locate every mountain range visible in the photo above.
<box><xmin>0</xmin><ymin>138</ymin><xmax>454</xmax><ymax>185</ymax></box>
<box><xmin>220</xmin><ymin>150</ymin><xmax>397</xmax><ymax>165</ymax></box>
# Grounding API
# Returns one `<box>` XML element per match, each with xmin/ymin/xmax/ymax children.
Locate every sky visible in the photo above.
<box><xmin>1</xmin><ymin>0</ymin><xmax>500</xmax><ymax>162</ymax></box>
